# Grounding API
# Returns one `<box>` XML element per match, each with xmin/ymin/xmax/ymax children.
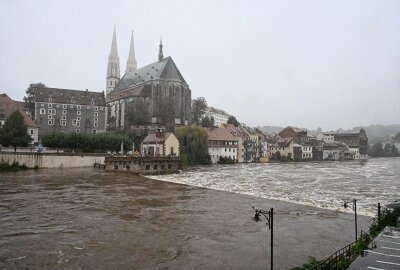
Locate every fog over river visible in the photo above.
<box><xmin>152</xmin><ymin>158</ymin><xmax>400</xmax><ymax>216</ymax></box>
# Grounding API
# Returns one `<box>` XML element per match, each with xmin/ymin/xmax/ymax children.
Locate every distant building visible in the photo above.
<box><xmin>205</xmin><ymin>106</ymin><xmax>230</xmax><ymax>127</ymax></box>
<box><xmin>0</xmin><ymin>93</ymin><xmax>38</xmax><ymax>144</ymax></box>
<box><xmin>334</xmin><ymin>129</ymin><xmax>368</xmax><ymax>157</ymax></box>
<box><xmin>269</xmin><ymin>138</ymin><xmax>294</xmax><ymax>159</ymax></box>
<box><xmin>206</xmin><ymin>127</ymin><xmax>238</xmax><ymax>164</ymax></box>
<box><xmin>31</xmin><ymin>84</ymin><xmax>106</xmax><ymax>138</ymax></box>
<box><xmin>322</xmin><ymin>141</ymin><xmax>351</xmax><ymax>161</ymax></box>
<box><xmin>279</xmin><ymin>126</ymin><xmax>309</xmax><ymax>145</ymax></box>
<box><xmin>315</xmin><ymin>132</ymin><xmax>335</xmax><ymax>142</ymax></box>
<box><xmin>222</xmin><ymin>123</ymin><xmax>246</xmax><ymax>162</ymax></box>
<box><xmin>301</xmin><ymin>145</ymin><xmax>313</xmax><ymax>160</ymax></box>
<box><xmin>141</xmin><ymin>129</ymin><xmax>179</xmax><ymax>157</ymax></box>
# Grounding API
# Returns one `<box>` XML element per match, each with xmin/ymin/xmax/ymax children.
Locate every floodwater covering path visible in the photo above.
<box><xmin>1</xmin><ymin>159</ymin><xmax>397</xmax><ymax>269</ymax></box>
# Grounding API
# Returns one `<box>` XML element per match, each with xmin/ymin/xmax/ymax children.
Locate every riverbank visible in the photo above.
<box><xmin>0</xmin><ymin>168</ymin><xmax>372</xmax><ymax>269</ymax></box>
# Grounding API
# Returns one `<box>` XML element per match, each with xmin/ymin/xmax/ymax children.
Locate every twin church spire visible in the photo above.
<box><xmin>106</xmin><ymin>25</ymin><xmax>165</xmax><ymax>96</ymax></box>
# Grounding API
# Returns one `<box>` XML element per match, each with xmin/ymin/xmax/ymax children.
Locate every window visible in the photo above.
<box><xmin>62</xmin><ymin>110</ymin><xmax>67</xmax><ymax>114</ymax></box>
<box><xmin>77</xmin><ymin>117</ymin><xmax>81</xmax><ymax>121</ymax></box>
<box><xmin>30</xmin><ymin>129</ymin><xmax>34</xmax><ymax>135</ymax></box>
<box><xmin>41</xmin><ymin>104</ymin><xmax>44</xmax><ymax>107</ymax></box>
<box><xmin>94</xmin><ymin>122</ymin><xmax>98</xmax><ymax>127</ymax></box>
<box><xmin>77</xmin><ymin>111</ymin><xmax>81</xmax><ymax>115</ymax></box>
<box><xmin>154</xmin><ymin>165</ymin><xmax>158</xmax><ymax>170</ymax></box>
<box><xmin>71</xmin><ymin>99</ymin><xmax>75</xmax><ymax>103</ymax></box>
<box><xmin>76</xmin><ymin>129</ymin><xmax>80</xmax><ymax>133</ymax></box>
<box><xmin>94</xmin><ymin>112</ymin><xmax>98</xmax><ymax>117</ymax></box>
<box><xmin>72</xmin><ymin>119</ymin><xmax>77</xmax><ymax>126</ymax></box>
<box><xmin>92</xmin><ymin>129</ymin><xmax>97</xmax><ymax>134</ymax></box>
<box><xmin>95</xmin><ymin>107</ymin><xmax>98</xmax><ymax>111</ymax></box>
<box><xmin>145</xmin><ymin>165</ymin><xmax>150</xmax><ymax>171</ymax></box>
<box><xmin>48</xmin><ymin>119</ymin><xmax>54</xmax><ymax>125</ymax></box>
<box><xmin>61</xmin><ymin>120</ymin><xmax>66</xmax><ymax>126</ymax></box>
<box><xmin>40</xmin><ymin>108</ymin><xmax>46</xmax><ymax>114</ymax></box>
<box><xmin>114</xmin><ymin>165</ymin><xmax>118</xmax><ymax>170</ymax></box>
<box><xmin>48</xmin><ymin>103</ymin><xmax>52</xmax><ymax>108</ymax></box>
<box><xmin>77</xmin><ymin>105</ymin><xmax>81</xmax><ymax>110</ymax></box>
<box><xmin>91</xmin><ymin>100</ymin><xmax>94</xmax><ymax>105</ymax></box>
<box><xmin>76</xmin><ymin>122</ymin><xmax>80</xmax><ymax>127</ymax></box>
<box><xmin>48</xmin><ymin>115</ymin><xmax>53</xmax><ymax>119</ymax></box>
<box><xmin>48</xmin><ymin>109</ymin><xmax>52</xmax><ymax>114</ymax></box>
<box><xmin>94</xmin><ymin>118</ymin><xmax>98</xmax><ymax>122</ymax></box>
<box><xmin>62</xmin><ymin>116</ymin><xmax>66</xmax><ymax>120</ymax></box>
<box><xmin>63</xmin><ymin>104</ymin><xmax>67</xmax><ymax>109</ymax></box>
<box><xmin>49</xmin><ymin>98</ymin><xmax>52</xmax><ymax>102</ymax></box>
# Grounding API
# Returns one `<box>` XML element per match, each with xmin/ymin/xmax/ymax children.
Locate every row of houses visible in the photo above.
<box><xmin>203</xmin><ymin>125</ymin><xmax>369</xmax><ymax>164</ymax></box>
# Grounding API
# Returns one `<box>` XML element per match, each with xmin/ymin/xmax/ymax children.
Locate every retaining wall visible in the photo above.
<box><xmin>0</xmin><ymin>152</ymin><xmax>106</xmax><ymax>168</ymax></box>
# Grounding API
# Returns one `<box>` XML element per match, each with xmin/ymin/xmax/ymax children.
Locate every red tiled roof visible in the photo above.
<box><xmin>0</xmin><ymin>94</ymin><xmax>37</xmax><ymax>128</ymax></box>
<box><xmin>206</xmin><ymin>127</ymin><xmax>238</xmax><ymax>141</ymax></box>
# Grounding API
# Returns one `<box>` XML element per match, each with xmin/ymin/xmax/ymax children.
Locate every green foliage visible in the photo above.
<box><xmin>159</xmin><ymin>96</ymin><xmax>175</xmax><ymax>126</ymax></box>
<box><xmin>0</xmin><ymin>160</ymin><xmax>28</xmax><ymax>173</ymax></box>
<box><xmin>125</xmin><ymin>99</ymin><xmax>150</xmax><ymax>126</ymax></box>
<box><xmin>369</xmin><ymin>207</ymin><xmax>400</xmax><ymax>237</ymax></box>
<box><xmin>201</xmin><ymin>116</ymin><xmax>215</xmax><ymax>128</ymax></box>
<box><xmin>227</xmin><ymin>115</ymin><xmax>240</xmax><ymax>127</ymax></box>
<box><xmin>23</xmin><ymin>83</ymin><xmax>45</xmax><ymax>120</ymax></box>
<box><xmin>218</xmin><ymin>156</ymin><xmax>236</xmax><ymax>164</ymax></box>
<box><xmin>175</xmin><ymin>126</ymin><xmax>211</xmax><ymax>166</ymax></box>
<box><xmin>291</xmin><ymin>257</ymin><xmax>320</xmax><ymax>270</ymax></box>
<box><xmin>41</xmin><ymin>132</ymin><xmax>132</xmax><ymax>153</ymax></box>
<box><xmin>191</xmin><ymin>97</ymin><xmax>208</xmax><ymax>126</ymax></box>
<box><xmin>270</xmin><ymin>151</ymin><xmax>293</xmax><ymax>162</ymax></box>
<box><xmin>370</xmin><ymin>142</ymin><xmax>400</xmax><ymax>157</ymax></box>
<box><xmin>0</xmin><ymin>110</ymin><xmax>33</xmax><ymax>151</ymax></box>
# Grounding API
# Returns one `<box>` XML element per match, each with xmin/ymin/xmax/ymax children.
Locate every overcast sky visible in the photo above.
<box><xmin>1</xmin><ymin>0</ymin><xmax>399</xmax><ymax>130</ymax></box>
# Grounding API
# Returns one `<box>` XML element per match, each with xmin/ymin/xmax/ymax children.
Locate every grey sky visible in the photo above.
<box><xmin>1</xmin><ymin>0</ymin><xmax>399</xmax><ymax>130</ymax></box>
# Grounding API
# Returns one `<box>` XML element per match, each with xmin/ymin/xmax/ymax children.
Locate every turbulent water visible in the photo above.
<box><xmin>151</xmin><ymin>158</ymin><xmax>400</xmax><ymax>216</ymax></box>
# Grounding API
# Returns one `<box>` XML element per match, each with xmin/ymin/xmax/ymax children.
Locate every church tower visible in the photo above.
<box><xmin>125</xmin><ymin>31</ymin><xmax>137</xmax><ymax>74</ymax></box>
<box><xmin>158</xmin><ymin>38</ymin><xmax>164</xmax><ymax>62</ymax></box>
<box><xmin>106</xmin><ymin>25</ymin><xmax>120</xmax><ymax>96</ymax></box>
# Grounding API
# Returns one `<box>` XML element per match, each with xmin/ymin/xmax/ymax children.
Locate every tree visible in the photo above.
<box><xmin>23</xmin><ymin>83</ymin><xmax>45</xmax><ymax>120</ymax></box>
<box><xmin>227</xmin><ymin>115</ymin><xmax>240</xmax><ymax>127</ymax></box>
<box><xmin>125</xmin><ymin>99</ymin><xmax>150</xmax><ymax>127</ymax></box>
<box><xmin>394</xmin><ymin>132</ymin><xmax>400</xmax><ymax>141</ymax></box>
<box><xmin>191</xmin><ymin>97</ymin><xmax>208</xmax><ymax>126</ymax></box>
<box><xmin>0</xmin><ymin>111</ymin><xmax>33</xmax><ymax>151</ymax></box>
<box><xmin>201</xmin><ymin>116</ymin><xmax>215</xmax><ymax>128</ymax></box>
<box><xmin>175</xmin><ymin>126</ymin><xmax>211</xmax><ymax>167</ymax></box>
<box><xmin>159</xmin><ymin>96</ymin><xmax>175</xmax><ymax>126</ymax></box>
<box><xmin>41</xmin><ymin>133</ymin><xmax>66</xmax><ymax>153</ymax></box>
<box><xmin>370</xmin><ymin>143</ymin><xmax>384</xmax><ymax>157</ymax></box>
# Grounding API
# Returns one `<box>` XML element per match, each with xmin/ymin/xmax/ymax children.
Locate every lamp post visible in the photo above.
<box><xmin>344</xmin><ymin>199</ymin><xmax>357</xmax><ymax>241</ymax></box>
<box><xmin>252</xmin><ymin>206</ymin><xmax>273</xmax><ymax>270</ymax></box>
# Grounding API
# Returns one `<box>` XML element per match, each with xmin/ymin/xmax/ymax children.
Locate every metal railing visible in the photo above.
<box><xmin>309</xmin><ymin>230</ymin><xmax>370</xmax><ymax>270</ymax></box>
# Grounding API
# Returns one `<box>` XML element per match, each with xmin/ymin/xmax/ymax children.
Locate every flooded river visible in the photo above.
<box><xmin>0</xmin><ymin>158</ymin><xmax>397</xmax><ymax>269</ymax></box>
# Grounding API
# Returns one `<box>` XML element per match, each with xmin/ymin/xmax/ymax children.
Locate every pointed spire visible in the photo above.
<box><xmin>158</xmin><ymin>36</ymin><xmax>164</xmax><ymax>62</ymax></box>
<box><xmin>110</xmin><ymin>24</ymin><xmax>119</xmax><ymax>57</ymax></box>
<box><xmin>106</xmin><ymin>25</ymin><xmax>120</xmax><ymax>96</ymax></box>
<box><xmin>125</xmin><ymin>30</ymin><xmax>137</xmax><ymax>74</ymax></box>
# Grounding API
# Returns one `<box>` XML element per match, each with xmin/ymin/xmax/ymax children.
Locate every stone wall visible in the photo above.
<box><xmin>105</xmin><ymin>155</ymin><xmax>179</xmax><ymax>174</ymax></box>
<box><xmin>0</xmin><ymin>152</ymin><xmax>106</xmax><ymax>168</ymax></box>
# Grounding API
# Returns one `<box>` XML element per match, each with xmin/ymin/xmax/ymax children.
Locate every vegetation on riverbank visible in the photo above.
<box><xmin>0</xmin><ymin>161</ymin><xmax>29</xmax><ymax>173</ymax></box>
<box><xmin>292</xmin><ymin>206</ymin><xmax>400</xmax><ymax>270</ymax></box>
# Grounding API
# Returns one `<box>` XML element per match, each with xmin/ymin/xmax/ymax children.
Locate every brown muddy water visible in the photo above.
<box><xmin>0</xmin><ymin>168</ymin><xmax>371</xmax><ymax>269</ymax></box>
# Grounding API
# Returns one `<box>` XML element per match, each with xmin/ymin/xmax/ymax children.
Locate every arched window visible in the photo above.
<box><xmin>40</xmin><ymin>108</ymin><xmax>46</xmax><ymax>114</ymax></box>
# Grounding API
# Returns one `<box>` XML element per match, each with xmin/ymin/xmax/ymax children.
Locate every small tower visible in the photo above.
<box><xmin>106</xmin><ymin>25</ymin><xmax>121</xmax><ymax>96</ymax></box>
<box><xmin>125</xmin><ymin>31</ymin><xmax>137</xmax><ymax>74</ymax></box>
<box><xmin>158</xmin><ymin>37</ymin><xmax>164</xmax><ymax>62</ymax></box>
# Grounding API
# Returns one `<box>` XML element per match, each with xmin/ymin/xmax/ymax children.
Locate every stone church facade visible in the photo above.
<box><xmin>105</xmin><ymin>26</ymin><xmax>191</xmax><ymax>130</ymax></box>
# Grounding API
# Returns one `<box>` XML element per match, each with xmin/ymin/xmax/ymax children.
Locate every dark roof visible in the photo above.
<box><xmin>142</xmin><ymin>132</ymin><xmax>174</xmax><ymax>143</ymax></box>
<box><xmin>106</xmin><ymin>84</ymin><xmax>150</xmax><ymax>103</ymax></box>
<box><xmin>34</xmin><ymin>87</ymin><xmax>105</xmax><ymax>106</ymax></box>
<box><xmin>114</xmin><ymin>57</ymin><xmax>187</xmax><ymax>92</ymax></box>
<box><xmin>0</xmin><ymin>94</ymin><xmax>37</xmax><ymax>127</ymax></box>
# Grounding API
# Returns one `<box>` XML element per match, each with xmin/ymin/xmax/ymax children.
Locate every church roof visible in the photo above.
<box><xmin>0</xmin><ymin>94</ymin><xmax>37</xmax><ymax>128</ymax></box>
<box><xmin>34</xmin><ymin>87</ymin><xmax>106</xmax><ymax>106</ymax></box>
<box><xmin>114</xmin><ymin>56</ymin><xmax>187</xmax><ymax>92</ymax></box>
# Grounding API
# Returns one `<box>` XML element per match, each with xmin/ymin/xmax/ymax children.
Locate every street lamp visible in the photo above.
<box><xmin>252</xmin><ymin>206</ymin><xmax>274</xmax><ymax>270</ymax></box>
<box><xmin>344</xmin><ymin>199</ymin><xmax>357</xmax><ymax>241</ymax></box>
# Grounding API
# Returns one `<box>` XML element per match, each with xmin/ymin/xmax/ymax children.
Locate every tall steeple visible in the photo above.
<box><xmin>125</xmin><ymin>31</ymin><xmax>137</xmax><ymax>74</ymax></box>
<box><xmin>106</xmin><ymin>25</ymin><xmax>121</xmax><ymax>96</ymax></box>
<box><xmin>158</xmin><ymin>37</ymin><xmax>164</xmax><ymax>62</ymax></box>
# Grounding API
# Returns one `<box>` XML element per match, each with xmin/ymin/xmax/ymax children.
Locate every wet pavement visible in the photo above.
<box><xmin>349</xmin><ymin>227</ymin><xmax>400</xmax><ymax>270</ymax></box>
<box><xmin>0</xmin><ymin>168</ymin><xmax>372</xmax><ymax>269</ymax></box>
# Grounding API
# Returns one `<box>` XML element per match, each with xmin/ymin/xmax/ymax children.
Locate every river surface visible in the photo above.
<box><xmin>0</xmin><ymin>158</ymin><xmax>398</xmax><ymax>269</ymax></box>
<box><xmin>152</xmin><ymin>158</ymin><xmax>400</xmax><ymax>216</ymax></box>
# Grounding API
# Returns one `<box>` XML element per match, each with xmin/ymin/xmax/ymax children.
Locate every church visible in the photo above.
<box><xmin>105</xmin><ymin>26</ymin><xmax>192</xmax><ymax>130</ymax></box>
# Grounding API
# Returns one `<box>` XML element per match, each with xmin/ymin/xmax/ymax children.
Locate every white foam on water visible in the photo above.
<box><xmin>149</xmin><ymin>158</ymin><xmax>400</xmax><ymax>217</ymax></box>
